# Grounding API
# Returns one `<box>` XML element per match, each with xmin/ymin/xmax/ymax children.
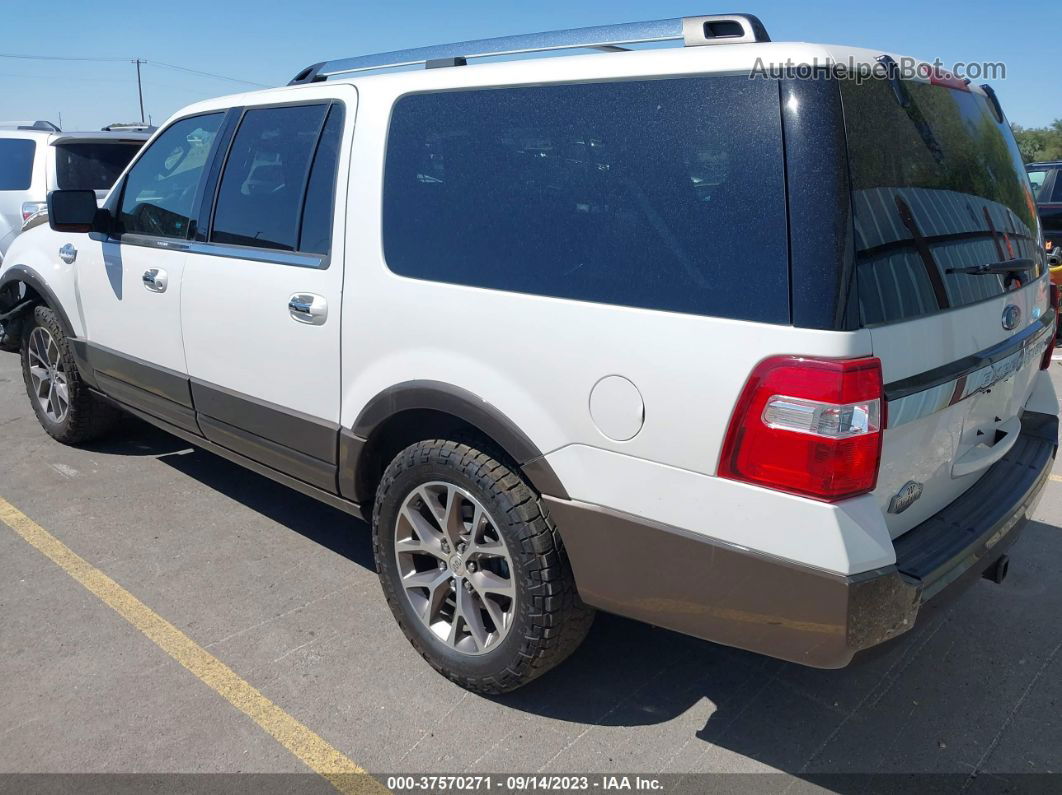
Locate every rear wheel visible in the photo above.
<box><xmin>372</xmin><ymin>439</ymin><xmax>593</xmax><ymax>693</ymax></box>
<box><xmin>20</xmin><ymin>306</ymin><xmax>118</xmax><ymax>444</ymax></box>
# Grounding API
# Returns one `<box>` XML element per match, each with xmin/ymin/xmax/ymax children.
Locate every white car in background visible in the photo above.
<box><xmin>0</xmin><ymin>121</ymin><xmax>148</xmax><ymax>261</ymax></box>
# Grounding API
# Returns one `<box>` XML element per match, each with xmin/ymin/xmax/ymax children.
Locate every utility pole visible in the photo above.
<box><xmin>133</xmin><ymin>59</ymin><xmax>146</xmax><ymax>124</ymax></box>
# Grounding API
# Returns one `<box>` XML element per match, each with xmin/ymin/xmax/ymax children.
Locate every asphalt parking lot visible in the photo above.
<box><xmin>1</xmin><ymin>349</ymin><xmax>1060</xmax><ymax>791</ymax></box>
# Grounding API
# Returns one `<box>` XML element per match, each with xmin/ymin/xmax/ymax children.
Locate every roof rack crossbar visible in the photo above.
<box><xmin>288</xmin><ymin>14</ymin><xmax>769</xmax><ymax>85</ymax></box>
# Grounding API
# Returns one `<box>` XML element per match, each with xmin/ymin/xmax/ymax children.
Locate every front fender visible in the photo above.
<box><xmin>0</xmin><ymin>225</ymin><xmax>85</xmax><ymax>339</ymax></box>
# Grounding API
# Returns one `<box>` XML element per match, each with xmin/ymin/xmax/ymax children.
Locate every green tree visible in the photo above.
<box><xmin>1011</xmin><ymin>120</ymin><xmax>1062</xmax><ymax>163</ymax></box>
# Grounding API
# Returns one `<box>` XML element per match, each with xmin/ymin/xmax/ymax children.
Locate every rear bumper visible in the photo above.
<box><xmin>548</xmin><ymin>410</ymin><xmax>1058</xmax><ymax>668</ymax></box>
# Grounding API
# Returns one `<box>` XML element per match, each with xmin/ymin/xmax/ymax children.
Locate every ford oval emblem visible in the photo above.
<box><xmin>888</xmin><ymin>481</ymin><xmax>924</xmax><ymax>515</ymax></box>
<box><xmin>1002</xmin><ymin>305</ymin><xmax>1021</xmax><ymax>331</ymax></box>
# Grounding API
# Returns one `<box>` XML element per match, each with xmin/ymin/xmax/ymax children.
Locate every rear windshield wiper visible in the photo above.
<box><xmin>876</xmin><ymin>55</ymin><xmax>945</xmax><ymax>165</ymax></box>
<box><xmin>946</xmin><ymin>258</ymin><xmax>1035</xmax><ymax>276</ymax></box>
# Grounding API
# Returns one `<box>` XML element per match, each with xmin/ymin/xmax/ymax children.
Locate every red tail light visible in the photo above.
<box><xmin>1042</xmin><ymin>285</ymin><xmax>1060</xmax><ymax>370</ymax></box>
<box><xmin>718</xmin><ymin>356</ymin><xmax>885</xmax><ymax>501</ymax></box>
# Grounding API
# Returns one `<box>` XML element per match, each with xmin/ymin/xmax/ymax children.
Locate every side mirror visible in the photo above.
<box><xmin>47</xmin><ymin>190</ymin><xmax>104</xmax><ymax>233</ymax></box>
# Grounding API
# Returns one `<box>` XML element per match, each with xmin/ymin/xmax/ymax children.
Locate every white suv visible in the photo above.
<box><xmin>1</xmin><ymin>14</ymin><xmax>1058</xmax><ymax>692</ymax></box>
<box><xmin>0</xmin><ymin>122</ymin><xmax>148</xmax><ymax>262</ymax></box>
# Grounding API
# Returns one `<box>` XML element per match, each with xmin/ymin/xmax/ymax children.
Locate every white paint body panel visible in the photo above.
<box><xmin>77</xmin><ymin>241</ymin><xmax>189</xmax><ymax>373</ymax></box>
<box><xmin>871</xmin><ymin>277</ymin><xmax>1051</xmax><ymax>538</ymax></box>
<box><xmin>0</xmin><ymin>223</ymin><xmax>84</xmax><ymax>335</ymax></box>
<box><xmin>543</xmin><ymin>444</ymin><xmax>897</xmax><ymax>573</ymax></box>
<box><xmin>588</xmin><ymin>375</ymin><xmax>644</xmax><ymax>442</ymax></box>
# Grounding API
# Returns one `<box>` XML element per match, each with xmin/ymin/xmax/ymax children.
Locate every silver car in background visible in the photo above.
<box><xmin>0</xmin><ymin>121</ymin><xmax>149</xmax><ymax>261</ymax></box>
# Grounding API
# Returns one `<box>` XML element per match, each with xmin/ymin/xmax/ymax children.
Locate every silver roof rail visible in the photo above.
<box><xmin>289</xmin><ymin>14</ymin><xmax>770</xmax><ymax>85</ymax></box>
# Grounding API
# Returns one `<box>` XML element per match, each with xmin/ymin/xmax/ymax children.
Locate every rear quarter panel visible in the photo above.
<box><xmin>337</xmin><ymin>72</ymin><xmax>895</xmax><ymax>576</ymax></box>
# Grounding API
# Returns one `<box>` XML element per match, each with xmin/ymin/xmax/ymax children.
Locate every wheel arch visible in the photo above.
<box><xmin>0</xmin><ymin>264</ymin><xmax>83</xmax><ymax>361</ymax></box>
<box><xmin>341</xmin><ymin>380</ymin><xmax>569</xmax><ymax>505</ymax></box>
<box><xmin>0</xmin><ymin>264</ymin><xmax>76</xmax><ymax>339</ymax></box>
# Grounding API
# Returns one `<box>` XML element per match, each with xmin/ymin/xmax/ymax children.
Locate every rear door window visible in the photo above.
<box><xmin>210</xmin><ymin>103</ymin><xmax>329</xmax><ymax>252</ymax></box>
<box><xmin>840</xmin><ymin>79</ymin><xmax>1041</xmax><ymax>326</ymax></box>
<box><xmin>54</xmin><ymin>142</ymin><xmax>143</xmax><ymax>190</ymax></box>
<box><xmin>0</xmin><ymin>139</ymin><xmax>36</xmax><ymax>190</ymax></box>
<box><xmin>382</xmin><ymin>77</ymin><xmax>789</xmax><ymax>322</ymax></box>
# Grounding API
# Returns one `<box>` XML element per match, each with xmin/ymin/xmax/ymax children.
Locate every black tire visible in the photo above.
<box><xmin>373</xmin><ymin>439</ymin><xmax>594</xmax><ymax>693</ymax></box>
<box><xmin>20</xmin><ymin>305</ymin><xmax>119</xmax><ymax>444</ymax></box>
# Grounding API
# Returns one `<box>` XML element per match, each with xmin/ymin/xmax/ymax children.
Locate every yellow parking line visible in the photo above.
<box><xmin>0</xmin><ymin>497</ymin><xmax>386</xmax><ymax>795</ymax></box>
<box><xmin>1051</xmin><ymin>474</ymin><xmax>1062</xmax><ymax>484</ymax></box>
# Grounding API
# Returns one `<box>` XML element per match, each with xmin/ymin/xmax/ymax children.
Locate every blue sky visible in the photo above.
<box><xmin>2</xmin><ymin>0</ymin><xmax>1059</xmax><ymax>131</ymax></box>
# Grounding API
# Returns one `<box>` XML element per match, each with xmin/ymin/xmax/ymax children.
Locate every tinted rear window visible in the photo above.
<box><xmin>0</xmin><ymin>139</ymin><xmax>36</xmax><ymax>190</ymax></box>
<box><xmin>383</xmin><ymin>77</ymin><xmax>789</xmax><ymax>322</ymax></box>
<box><xmin>54</xmin><ymin>142</ymin><xmax>142</xmax><ymax>190</ymax></box>
<box><xmin>841</xmin><ymin>79</ymin><xmax>1041</xmax><ymax>326</ymax></box>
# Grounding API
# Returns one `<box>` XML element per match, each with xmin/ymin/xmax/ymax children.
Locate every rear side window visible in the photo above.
<box><xmin>841</xmin><ymin>79</ymin><xmax>1041</xmax><ymax>326</ymax></box>
<box><xmin>0</xmin><ymin>139</ymin><xmax>36</xmax><ymax>190</ymax></box>
<box><xmin>382</xmin><ymin>77</ymin><xmax>789</xmax><ymax>322</ymax></box>
<box><xmin>54</xmin><ymin>142</ymin><xmax>142</xmax><ymax>190</ymax></box>
<box><xmin>211</xmin><ymin>104</ymin><xmax>329</xmax><ymax>252</ymax></box>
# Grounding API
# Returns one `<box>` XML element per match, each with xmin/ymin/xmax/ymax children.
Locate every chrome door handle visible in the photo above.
<box><xmin>142</xmin><ymin>268</ymin><xmax>168</xmax><ymax>292</ymax></box>
<box><xmin>288</xmin><ymin>293</ymin><xmax>327</xmax><ymax>325</ymax></box>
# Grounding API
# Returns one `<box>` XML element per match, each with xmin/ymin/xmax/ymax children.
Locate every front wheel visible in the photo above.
<box><xmin>372</xmin><ymin>439</ymin><xmax>593</xmax><ymax>693</ymax></box>
<box><xmin>20</xmin><ymin>305</ymin><xmax>118</xmax><ymax>444</ymax></box>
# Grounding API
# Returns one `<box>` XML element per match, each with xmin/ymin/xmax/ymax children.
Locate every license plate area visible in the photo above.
<box><xmin>954</xmin><ymin>349</ymin><xmax>1039</xmax><ymax>464</ymax></box>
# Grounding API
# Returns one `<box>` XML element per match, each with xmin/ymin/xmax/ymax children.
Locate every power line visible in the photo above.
<box><xmin>0</xmin><ymin>71</ymin><xmax>128</xmax><ymax>83</ymax></box>
<box><xmin>0</xmin><ymin>71</ymin><xmax>246</xmax><ymax>95</ymax></box>
<box><xmin>0</xmin><ymin>53</ymin><xmax>127</xmax><ymax>62</ymax></box>
<box><xmin>0</xmin><ymin>51</ymin><xmax>271</xmax><ymax>127</ymax></box>
<box><xmin>0</xmin><ymin>52</ymin><xmax>269</xmax><ymax>87</ymax></box>
<box><xmin>147</xmin><ymin>61</ymin><xmax>270</xmax><ymax>88</ymax></box>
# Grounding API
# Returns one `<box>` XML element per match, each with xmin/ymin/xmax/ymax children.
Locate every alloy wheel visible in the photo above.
<box><xmin>393</xmin><ymin>481</ymin><xmax>516</xmax><ymax>655</ymax></box>
<box><xmin>27</xmin><ymin>326</ymin><xmax>69</xmax><ymax>424</ymax></box>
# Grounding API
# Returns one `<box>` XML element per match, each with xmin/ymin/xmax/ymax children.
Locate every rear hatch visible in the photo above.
<box><xmin>839</xmin><ymin>73</ymin><xmax>1053</xmax><ymax>538</ymax></box>
<box><xmin>48</xmin><ymin>135</ymin><xmax>145</xmax><ymax>201</ymax></box>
